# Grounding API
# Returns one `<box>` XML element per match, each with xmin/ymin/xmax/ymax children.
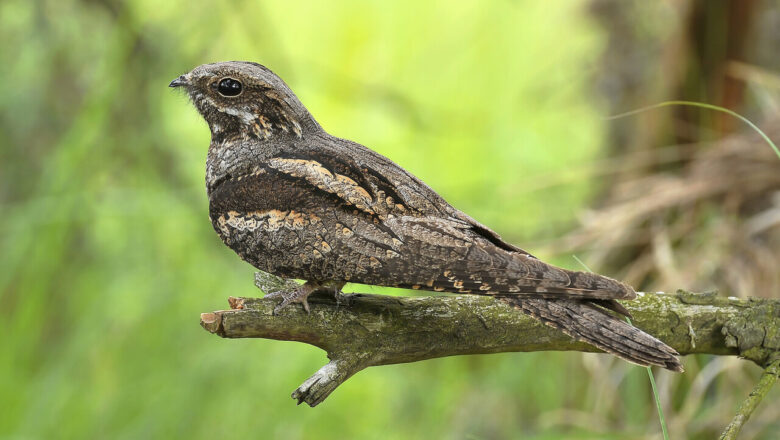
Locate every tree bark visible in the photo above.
<box><xmin>199</xmin><ymin>273</ymin><xmax>779</xmax><ymax>407</ymax></box>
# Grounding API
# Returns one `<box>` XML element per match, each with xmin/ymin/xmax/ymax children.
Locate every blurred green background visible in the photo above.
<box><xmin>2</xmin><ymin>1</ymin><xmax>778</xmax><ymax>439</ymax></box>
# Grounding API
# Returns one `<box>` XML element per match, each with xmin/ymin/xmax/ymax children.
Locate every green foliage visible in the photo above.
<box><xmin>0</xmin><ymin>1</ymin><xmax>736</xmax><ymax>439</ymax></box>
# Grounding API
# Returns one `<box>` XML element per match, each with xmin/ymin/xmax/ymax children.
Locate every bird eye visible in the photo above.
<box><xmin>217</xmin><ymin>78</ymin><xmax>242</xmax><ymax>97</ymax></box>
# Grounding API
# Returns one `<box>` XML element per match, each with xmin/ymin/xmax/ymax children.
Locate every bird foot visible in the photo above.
<box><xmin>265</xmin><ymin>281</ymin><xmax>318</xmax><ymax>314</ymax></box>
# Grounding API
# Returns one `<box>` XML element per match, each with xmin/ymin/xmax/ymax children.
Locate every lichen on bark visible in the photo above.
<box><xmin>199</xmin><ymin>275</ymin><xmax>779</xmax><ymax>407</ymax></box>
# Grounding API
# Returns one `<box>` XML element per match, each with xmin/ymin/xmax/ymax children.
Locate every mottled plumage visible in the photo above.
<box><xmin>171</xmin><ymin>61</ymin><xmax>682</xmax><ymax>371</ymax></box>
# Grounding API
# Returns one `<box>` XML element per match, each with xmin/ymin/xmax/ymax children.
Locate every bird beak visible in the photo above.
<box><xmin>169</xmin><ymin>75</ymin><xmax>189</xmax><ymax>88</ymax></box>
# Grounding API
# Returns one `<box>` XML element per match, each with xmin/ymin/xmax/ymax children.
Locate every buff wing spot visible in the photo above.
<box><xmin>218</xmin><ymin>210</ymin><xmax>321</xmax><ymax>233</ymax></box>
<box><xmin>267</xmin><ymin>158</ymin><xmax>376</xmax><ymax>214</ymax></box>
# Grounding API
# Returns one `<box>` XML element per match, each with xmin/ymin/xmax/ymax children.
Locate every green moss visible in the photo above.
<box><xmin>722</xmin><ymin>298</ymin><xmax>780</xmax><ymax>365</ymax></box>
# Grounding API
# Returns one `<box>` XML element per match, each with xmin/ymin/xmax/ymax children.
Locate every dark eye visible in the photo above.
<box><xmin>217</xmin><ymin>78</ymin><xmax>242</xmax><ymax>97</ymax></box>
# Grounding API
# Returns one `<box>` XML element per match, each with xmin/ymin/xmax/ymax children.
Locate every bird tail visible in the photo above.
<box><xmin>501</xmin><ymin>296</ymin><xmax>684</xmax><ymax>372</ymax></box>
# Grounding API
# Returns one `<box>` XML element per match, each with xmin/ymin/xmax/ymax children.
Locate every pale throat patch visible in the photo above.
<box><xmin>195</xmin><ymin>92</ymin><xmax>302</xmax><ymax>139</ymax></box>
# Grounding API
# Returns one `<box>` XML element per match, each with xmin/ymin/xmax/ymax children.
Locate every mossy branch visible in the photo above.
<box><xmin>719</xmin><ymin>355</ymin><xmax>780</xmax><ymax>440</ymax></box>
<box><xmin>199</xmin><ymin>274</ymin><xmax>779</xmax><ymax>412</ymax></box>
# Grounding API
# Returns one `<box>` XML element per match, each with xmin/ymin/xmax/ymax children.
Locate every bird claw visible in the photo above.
<box><xmin>262</xmin><ymin>279</ymin><xmax>347</xmax><ymax>315</ymax></box>
<box><xmin>267</xmin><ymin>282</ymin><xmax>317</xmax><ymax>315</ymax></box>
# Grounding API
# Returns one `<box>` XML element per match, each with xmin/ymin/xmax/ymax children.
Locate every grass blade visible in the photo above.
<box><xmin>572</xmin><ymin>255</ymin><xmax>670</xmax><ymax>440</ymax></box>
<box><xmin>605</xmin><ymin>100</ymin><xmax>779</xmax><ymax>160</ymax></box>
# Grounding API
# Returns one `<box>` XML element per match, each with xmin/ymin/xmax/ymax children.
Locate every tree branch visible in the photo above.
<box><xmin>199</xmin><ymin>274</ymin><xmax>780</xmax><ymax>408</ymax></box>
<box><xmin>719</xmin><ymin>355</ymin><xmax>780</xmax><ymax>440</ymax></box>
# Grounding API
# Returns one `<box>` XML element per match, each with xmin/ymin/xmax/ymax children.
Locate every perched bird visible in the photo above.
<box><xmin>171</xmin><ymin>61</ymin><xmax>682</xmax><ymax>371</ymax></box>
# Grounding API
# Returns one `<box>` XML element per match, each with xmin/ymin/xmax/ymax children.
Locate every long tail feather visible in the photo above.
<box><xmin>501</xmin><ymin>297</ymin><xmax>683</xmax><ymax>372</ymax></box>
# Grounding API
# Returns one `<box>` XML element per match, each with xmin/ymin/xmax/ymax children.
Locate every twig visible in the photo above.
<box><xmin>719</xmin><ymin>355</ymin><xmax>780</xmax><ymax>440</ymax></box>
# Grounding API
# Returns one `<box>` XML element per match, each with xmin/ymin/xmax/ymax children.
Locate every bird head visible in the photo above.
<box><xmin>170</xmin><ymin>61</ymin><xmax>316</xmax><ymax>139</ymax></box>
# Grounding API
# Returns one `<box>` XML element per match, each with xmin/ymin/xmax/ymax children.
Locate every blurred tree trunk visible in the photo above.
<box><xmin>589</xmin><ymin>0</ymin><xmax>769</xmax><ymax>154</ymax></box>
<box><xmin>568</xmin><ymin>0</ymin><xmax>780</xmax><ymax>297</ymax></box>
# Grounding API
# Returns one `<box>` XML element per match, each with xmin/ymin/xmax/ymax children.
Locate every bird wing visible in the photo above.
<box><xmin>379</xmin><ymin>214</ymin><xmax>636</xmax><ymax>300</ymax></box>
<box><xmin>209</xmin><ymin>133</ymin><xmax>635</xmax><ymax>303</ymax></box>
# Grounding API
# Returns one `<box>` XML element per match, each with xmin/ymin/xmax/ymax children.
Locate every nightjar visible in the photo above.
<box><xmin>170</xmin><ymin>61</ymin><xmax>682</xmax><ymax>371</ymax></box>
